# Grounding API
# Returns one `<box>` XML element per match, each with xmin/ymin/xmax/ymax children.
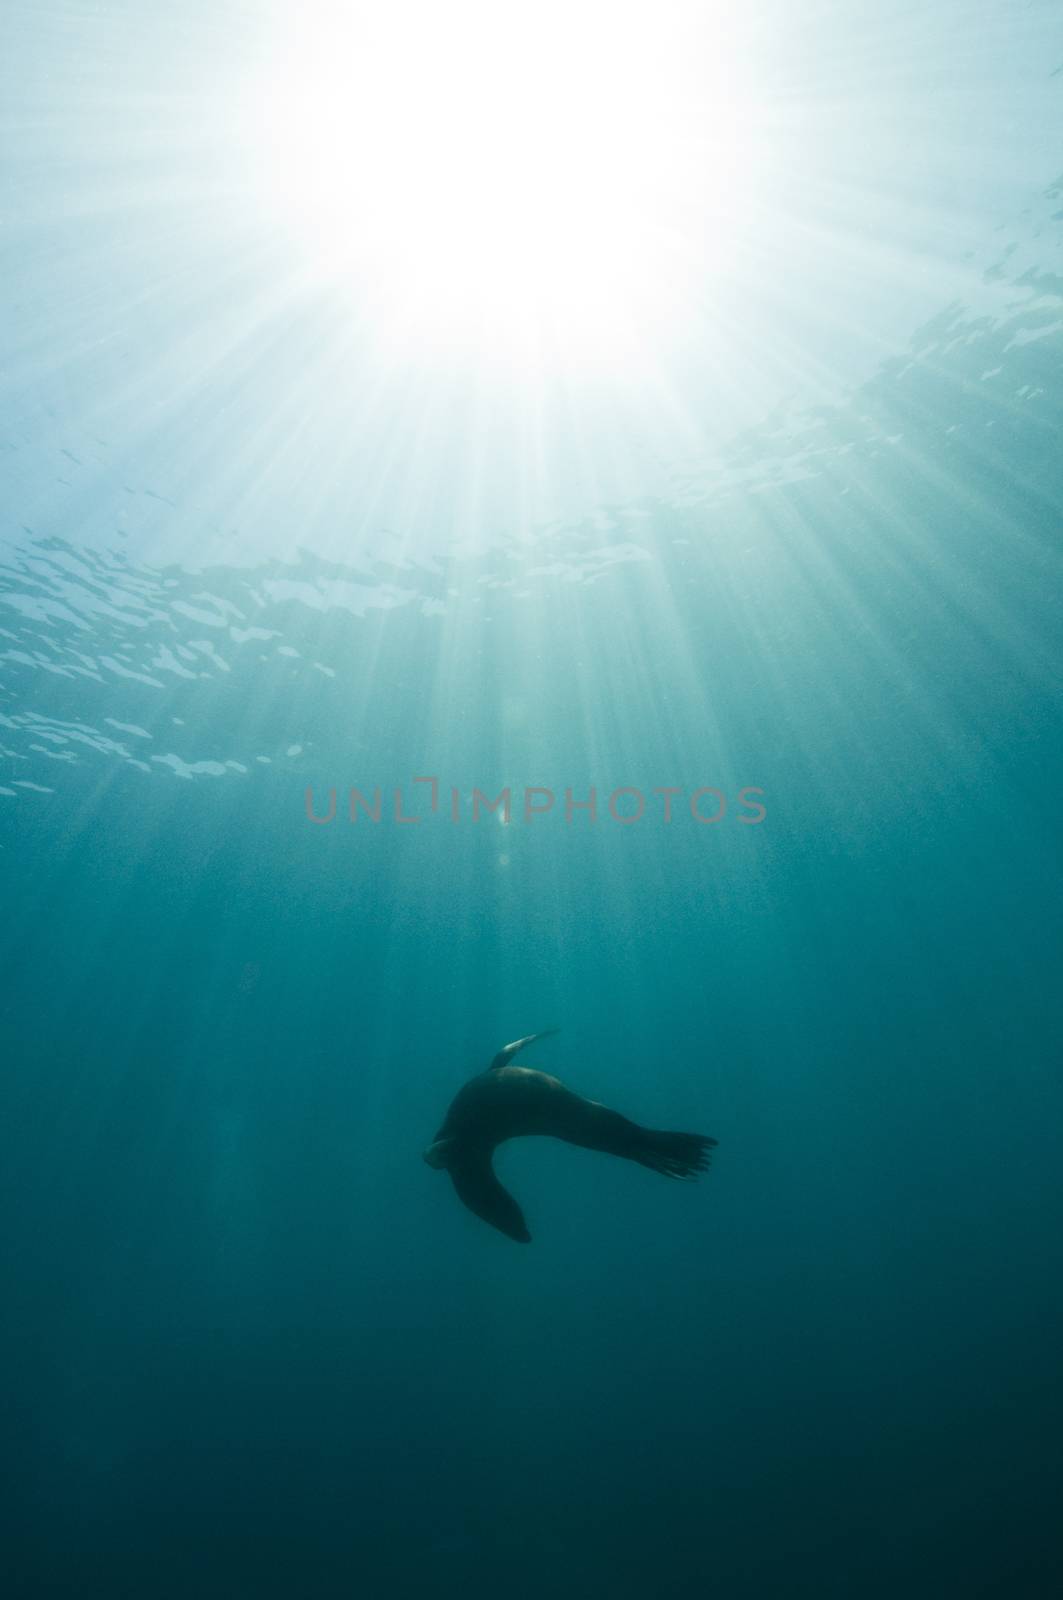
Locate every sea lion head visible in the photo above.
<box><xmin>423</xmin><ymin>1137</ymin><xmax>455</xmax><ymax>1170</ymax></box>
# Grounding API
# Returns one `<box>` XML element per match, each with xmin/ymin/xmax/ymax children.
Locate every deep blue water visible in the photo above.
<box><xmin>3</xmin><ymin>5</ymin><xmax>1063</xmax><ymax>1596</ymax></box>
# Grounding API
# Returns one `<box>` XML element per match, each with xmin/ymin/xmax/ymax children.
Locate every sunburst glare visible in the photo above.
<box><xmin>239</xmin><ymin>0</ymin><xmax>764</xmax><ymax>368</ymax></box>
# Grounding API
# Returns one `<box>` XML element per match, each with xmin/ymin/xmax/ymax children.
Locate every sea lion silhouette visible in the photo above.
<box><xmin>424</xmin><ymin>1031</ymin><xmax>717</xmax><ymax>1242</ymax></box>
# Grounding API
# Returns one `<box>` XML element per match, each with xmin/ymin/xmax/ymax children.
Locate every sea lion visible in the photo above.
<box><xmin>424</xmin><ymin>1031</ymin><xmax>717</xmax><ymax>1242</ymax></box>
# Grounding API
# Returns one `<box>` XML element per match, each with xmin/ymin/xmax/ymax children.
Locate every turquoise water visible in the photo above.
<box><xmin>3</xmin><ymin>5</ymin><xmax>1063</xmax><ymax>1596</ymax></box>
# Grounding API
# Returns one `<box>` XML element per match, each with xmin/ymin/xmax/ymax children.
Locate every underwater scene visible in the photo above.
<box><xmin>2</xmin><ymin>3</ymin><xmax>1062</xmax><ymax>1595</ymax></box>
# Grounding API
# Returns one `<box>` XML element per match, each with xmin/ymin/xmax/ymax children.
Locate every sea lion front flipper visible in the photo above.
<box><xmin>449</xmin><ymin>1154</ymin><xmax>532</xmax><ymax>1244</ymax></box>
<box><xmin>488</xmin><ymin>1029</ymin><xmax>558</xmax><ymax>1071</ymax></box>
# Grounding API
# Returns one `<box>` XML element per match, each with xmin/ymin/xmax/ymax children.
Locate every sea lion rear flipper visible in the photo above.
<box><xmin>633</xmin><ymin>1128</ymin><xmax>718</xmax><ymax>1180</ymax></box>
<box><xmin>562</xmin><ymin>1100</ymin><xmax>718</xmax><ymax>1180</ymax></box>
<box><xmin>449</xmin><ymin>1155</ymin><xmax>532</xmax><ymax>1243</ymax></box>
<box><xmin>488</xmin><ymin>1029</ymin><xmax>558</xmax><ymax>1071</ymax></box>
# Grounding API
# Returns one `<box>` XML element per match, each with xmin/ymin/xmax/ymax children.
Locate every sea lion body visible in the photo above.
<box><xmin>425</xmin><ymin>1033</ymin><xmax>717</xmax><ymax>1243</ymax></box>
<box><xmin>433</xmin><ymin>1064</ymin><xmax>573</xmax><ymax>1144</ymax></box>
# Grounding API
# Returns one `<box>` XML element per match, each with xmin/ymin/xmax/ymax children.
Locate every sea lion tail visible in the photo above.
<box><xmin>636</xmin><ymin>1129</ymin><xmax>717</xmax><ymax>1180</ymax></box>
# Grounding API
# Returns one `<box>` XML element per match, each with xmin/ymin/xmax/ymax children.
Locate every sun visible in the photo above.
<box><xmin>240</xmin><ymin>1</ymin><xmax>763</xmax><ymax>366</ymax></box>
